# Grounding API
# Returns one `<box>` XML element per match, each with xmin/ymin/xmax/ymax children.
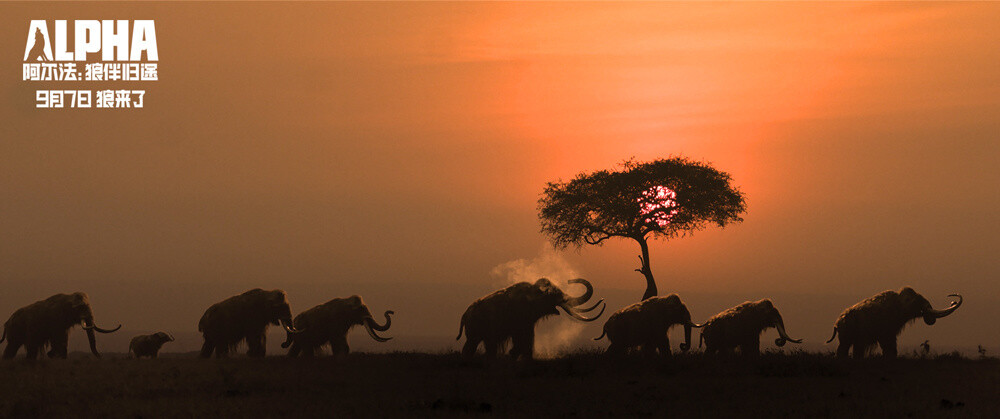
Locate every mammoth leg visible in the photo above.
<box><xmin>25</xmin><ymin>343</ymin><xmax>41</xmax><ymax>360</ymax></box>
<box><xmin>703</xmin><ymin>342</ymin><xmax>718</xmax><ymax>356</ymax></box>
<box><xmin>330</xmin><ymin>336</ymin><xmax>349</xmax><ymax>356</ymax></box>
<box><xmin>215</xmin><ymin>344</ymin><xmax>230</xmax><ymax>359</ymax></box>
<box><xmin>657</xmin><ymin>337</ymin><xmax>672</xmax><ymax>357</ymax></box>
<box><xmin>300</xmin><ymin>345</ymin><xmax>315</xmax><ymax>358</ymax></box>
<box><xmin>510</xmin><ymin>331</ymin><xmax>535</xmax><ymax>361</ymax></box>
<box><xmin>461</xmin><ymin>339</ymin><xmax>480</xmax><ymax>358</ymax></box>
<box><xmin>878</xmin><ymin>337</ymin><xmax>897</xmax><ymax>359</ymax></box>
<box><xmin>247</xmin><ymin>334</ymin><xmax>266</xmax><ymax>358</ymax></box>
<box><xmin>200</xmin><ymin>340</ymin><xmax>215</xmax><ymax>358</ymax></box>
<box><xmin>656</xmin><ymin>336</ymin><xmax>672</xmax><ymax>356</ymax></box>
<box><xmin>740</xmin><ymin>342</ymin><xmax>759</xmax><ymax>357</ymax></box>
<box><xmin>837</xmin><ymin>341</ymin><xmax>850</xmax><ymax>359</ymax></box>
<box><xmin>48</xmin><ymin>330</ymin><xmax>69</xmax><ymax>359</ymax></box>
<box><xmin>641</xmin><ymin>344</ymin><xmax>657</xmax><ymax>358</ymax></box>
<box><xmin>3</xmin><ymin>342</ymin><xmax>21</xmax><ymax>359</ymax></box>
<box><xmin>483</xmin><ymin>339</ymin><xmax>499</xmax><ymax>360</ymax></box>
<box><xmin>287</xmin><ymin>342</ymin><xmax>302</xmax><ymax>358</ymax></box>
<box><xmin>852</xmin><ymin>344</ymin><xmax>866</xmax><ymax>360</ymax></box>
<box><xmin>606</xmin><ymin>342</ymin><xmax>625</xmax><ymax>357</ymax></box>
<box><xmin>740</xmin><ymin>335</ymin><xmax>761</xmax><ymax>357</ymax></box>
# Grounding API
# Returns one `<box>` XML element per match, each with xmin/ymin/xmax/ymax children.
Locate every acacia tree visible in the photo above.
<box><xmin>538</xmin><ymin>157</ymin><xmax>747</xmax><ymax>301</ymax></box>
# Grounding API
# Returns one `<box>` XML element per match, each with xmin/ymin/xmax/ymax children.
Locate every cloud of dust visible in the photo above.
<box><xmin>490</xmin><ymin>245</ymin><xmax>589</xmax><ymax>359</ymax></box>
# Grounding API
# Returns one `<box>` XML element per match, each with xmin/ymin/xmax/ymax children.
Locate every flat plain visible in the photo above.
<box><xmin>0</xmin><ymin>351</ymin><xmax>996</xmax><ymax>418</ymax></box>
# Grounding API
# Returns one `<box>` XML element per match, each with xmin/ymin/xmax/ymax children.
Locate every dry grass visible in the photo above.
<box><xmin>0</xmin><ymin>350</ymin><xmax>996</xmax><ymax>418</ymax></box>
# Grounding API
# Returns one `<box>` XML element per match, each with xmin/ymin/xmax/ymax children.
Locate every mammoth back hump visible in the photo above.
<box><xmin>199</xmin><ymin>299</ymin><xmax>256</xmax><ymax>331</ymax></box>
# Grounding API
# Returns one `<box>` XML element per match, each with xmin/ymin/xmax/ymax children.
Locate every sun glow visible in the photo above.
<box><xmin>639</xmin><ymin>185</ymin><xmax>679</xmax><ymax>227</ymax></box>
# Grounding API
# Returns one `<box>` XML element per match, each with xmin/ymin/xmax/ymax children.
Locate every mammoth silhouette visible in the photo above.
<box><xmin>280</xmin><ymin>295</ymin><xmax>394</xmax><ymax>357</ymax></box>
<box><xmin>129</xmin><ymin>332</ymin><xmax>174</xmax><ymax>359</ymax></box>
<box><xmin>827</xmin><ymin>287</ymin><xmax>962</xmax><ymax>359</ymax></box>
<box><xmin>198</xmin><ymin>288</ymin><xmax>302</xmax><ymax>358</ymax></box>
<box><xmin>594</xmin><ymin>295</ymin><xmax>702</xmax><ymax>356</ymax></box>
<box><xmin>1</xmin><ymin>292</ymin><xmax>121</xmax><ymax>360</ymax></box>
<box><xmin>457</xmin><ymin>278</ymin><xmax>605</xmax><ymax>360</ymax></box>
<box><xmin>699</xmin><ymin>299</ymin><xmax>801</xmax><ymax>356</ymax></box>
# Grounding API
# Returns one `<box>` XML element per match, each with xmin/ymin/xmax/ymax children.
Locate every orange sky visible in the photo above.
<box><xmin>1</xmin><ymin>2</ymin><xmax>998</xmax><ymax>354</ymax></box>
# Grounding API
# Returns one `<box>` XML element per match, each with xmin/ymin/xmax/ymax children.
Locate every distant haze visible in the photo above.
<box><xmin>1</xmin><ymin>2</ymin><xmax>998</xmax><ymax>355</ymax></box>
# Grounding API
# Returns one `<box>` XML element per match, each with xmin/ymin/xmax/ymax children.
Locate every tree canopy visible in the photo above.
<box><xmin>538</xmin><ymin>157</ymin><xmax>747</xmax><ymax>300</ymax></box>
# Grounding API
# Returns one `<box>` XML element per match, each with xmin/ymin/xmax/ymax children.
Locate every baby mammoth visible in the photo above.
<box><xmin>594</xmin><ymin>295</ymin><xmax>701</xmax><ymax>356</ymax></box>
<box><xmin>198</xmin><ymin>288</ymin><xmax>303</xmax><ymax>358</ymax></box>
<box><xmin>827</xmin><ymin>287</ymin><xmax>962</xmax><ymax>359</ymax></box>
<box><xmin>129</xmin><ymin>332</ymin><xmax>175</xmax><ymax>358</ymax></box>
<box><xmin>281</xmin><ymin>295</ymin><xmax>394</xmax><ymax>357</ymax></box>
<box><xmin>457</xmin><ymin>278</ymin><xmax>605</xmax><ymax>360</ymax></box>
<box><xmin>2</xmin><ymin>292</ymin><xmax>121</xmax><ymax>360</ymax></box>
<box><xmin>700</xmin><ymin>299</ymin><xmax>801</xmax><ymax>356</ymax></box>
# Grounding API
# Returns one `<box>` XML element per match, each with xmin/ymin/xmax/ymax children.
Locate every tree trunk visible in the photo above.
<box><xmin>636</xmin><ymin>238</ymin><xmax>657</xmax><ymax>301</ymax></box>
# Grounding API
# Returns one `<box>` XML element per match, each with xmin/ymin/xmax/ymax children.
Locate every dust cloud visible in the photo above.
<box><xmin>491</xmin><ymin>245</ymin><xmax>592</xmax><ymax>358</ymax></box>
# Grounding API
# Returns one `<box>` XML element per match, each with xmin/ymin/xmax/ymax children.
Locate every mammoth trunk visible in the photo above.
<box><xmin>774</xmin><ymin>319</ymin><xmax>802</xmax><ymax>345</ymax></box>
<box><xmin>367</xmin><ymin>311</ymin><xmax>393</xmax><ymax>331</ymax></box>
<box><xmin>926</xmin><ymin>294</ymin><xmax>963</xmax><ymax>320</ymax></box>
<box><xmin>563</xmin><ymin>279</ymin><xmax>594</xmax><ymax>307</ymax></box>
<box><xmin>680</xmin><ymin>324</ymin><xmax>693</xmax><ymax>351</ymax></box>
<box><xmin>86</xmin><ymin>328</ymin><xmax>100</xmax><ymax>358</ymax></box>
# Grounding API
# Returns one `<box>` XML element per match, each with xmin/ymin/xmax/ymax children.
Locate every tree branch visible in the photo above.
<box><xmin>584</xmin><ymin>234</ymin><xmax>612</xmax><ymax>245</ymax></box>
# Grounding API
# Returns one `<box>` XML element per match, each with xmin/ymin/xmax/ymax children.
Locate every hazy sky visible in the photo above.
<box><xmin>1</xmin><ymin>2</ymin><xmax>997</xmax><ymax>354</ymax></box>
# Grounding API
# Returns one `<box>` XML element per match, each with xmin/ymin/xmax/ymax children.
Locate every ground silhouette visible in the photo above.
<box><xmin>1</xmin><ymin>350</ymin><xmax>996</xmax><ymax>417</ymax></box>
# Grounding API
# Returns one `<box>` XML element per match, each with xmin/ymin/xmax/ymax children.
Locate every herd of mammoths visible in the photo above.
<box><xmin>0</xmin><ymin>279</ymin><xmax>962</xmax><ymax>361</ymax></box>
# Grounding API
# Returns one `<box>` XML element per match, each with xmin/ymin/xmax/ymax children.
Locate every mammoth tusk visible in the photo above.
<box><xmin>575</xmin><ymin>299</ymin><xmax>605</xmax><ymax>313</ymax></box>
<box><xmin>687</xmin><ymin>321</ymin><xmax>705</xmax><ymax>328</ymax></box>
<box><xmin>281</xmin><ymin>319</ymin><xmax>303</xmax><ymax>334</ymax></box>
<box><xmin>564</xmin><ymin>278</ymin><xmax>595</xmax><ymax>307</ymax></box>
<box><xmin>775</xmin><ymin>322</ymin><xmax>802</xmax><ymax>344</ymax></box>
<box><xmin>927</xmin><ymin>294</ymin><xmax>963</xmax><ymax>318</ymax></box>
<box><xmin>363</xmin><ymin>321</ymin><xmax>392</xmax><ymax>342</ymax></box>
<box><xmin>558</xmin><ymin>302</ymin><xmax>605</xmax><ymax>322</ymax></box>
<box><xmin>95</xmin><ymin>324</ymin><xmax>122</xmax><ymax>334</ymax></box>
<box><xmin>82</xmin><ymin>322</ymin><xmax>121</xmax><ymax>334</ymax></box>
<box><xmin>167</xmin><ymin>334</ymin><xmax>175</xmax><ymax>341</ymax></box>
